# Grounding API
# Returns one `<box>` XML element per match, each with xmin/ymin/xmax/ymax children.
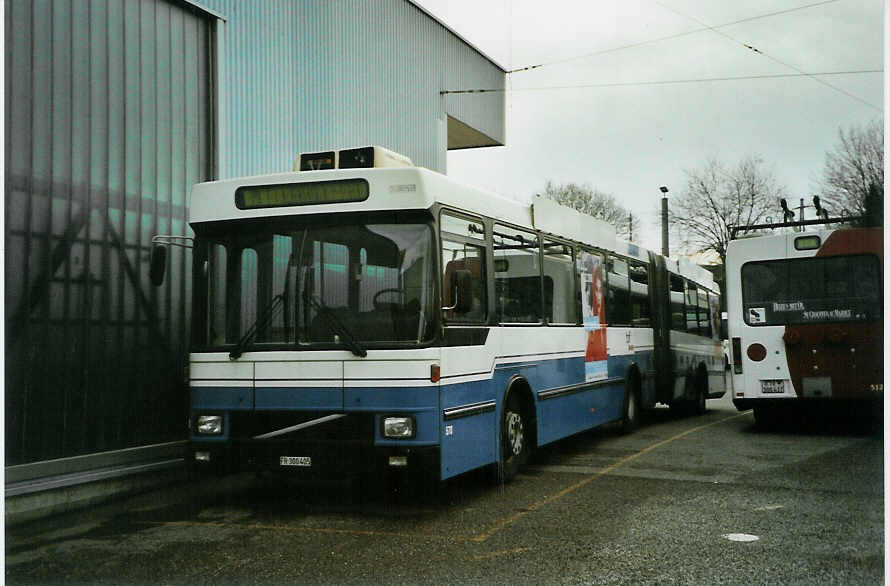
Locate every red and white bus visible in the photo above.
<box><xmin>725</xmin><ymin>218</ymin><xmax>882</xmax><ymax>426</ymax></box>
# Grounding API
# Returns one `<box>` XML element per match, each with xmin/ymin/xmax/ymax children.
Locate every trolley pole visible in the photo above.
<box><xmin>659</xmin><ymin>186</ymin><xmax>669</xmax><ymax>257</ymax></box>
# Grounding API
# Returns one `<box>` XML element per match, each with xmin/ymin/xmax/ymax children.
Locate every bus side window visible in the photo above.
<box><xmin>606</xmin><ymin>256</ymin><xmax>631</xmax><ymax>326</ymax></box>
<box><xmin>697</xmin><ymin>286</ymin><xmax>711</xmax><ymax>337</ymax></box>
<box><xmin>685</xmin><ymin>280</ymin><xmax>698</xmax><ymax>333</ymax></box>
<box><xmin>629</xmin><ymin>260</ymin><xmax>650</xmax><ymax>327</ymax></box>
<box><xmin>494</xmin><ymin>225</ymin><xmax>542</xmax><ymax>324</ymax></box>
<box><xmin>669</xmin><ymin>274</ymin><xmax>685</xmax><ymax>331</ymax></box>
<box><xmin>542</xmin><ymin>240</ymin><xmax>577</xmax><ymax>324</ymax></box>
<box><xmin>441</xmin><ymin>213</ymin><xmax>486</xmax><ymax>323</ymax></box>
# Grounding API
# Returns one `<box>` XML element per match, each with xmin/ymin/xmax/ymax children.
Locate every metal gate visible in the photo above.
<box><xmin>5</xmin><ymin>0</ymin><xmax>215</xmax><ymax>466</ymax></box>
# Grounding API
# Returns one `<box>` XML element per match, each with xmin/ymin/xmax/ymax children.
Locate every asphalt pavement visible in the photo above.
<box><xmin>6</xmin><ymin>393</ymin><xmax>884</xmax><ymax>585</ymax></box>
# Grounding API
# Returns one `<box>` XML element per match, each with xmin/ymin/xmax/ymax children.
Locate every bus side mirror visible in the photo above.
<box><xmin>149</xmin><ymin>244</ymin><xmax>168</xmax><ymax>287</ymax></box>
<box><xmin>720</xmin><ymin>312</ymin><xmax>729</xmax><ymax>340</ymax></box>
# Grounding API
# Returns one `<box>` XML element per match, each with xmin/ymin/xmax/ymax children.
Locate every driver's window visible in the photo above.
<box><xmin>440</xmin><ymin>212</ymin><xmax>487</xmax><ymax>323</ymax></box>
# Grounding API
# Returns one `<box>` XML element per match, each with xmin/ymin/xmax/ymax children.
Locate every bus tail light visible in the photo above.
<box><xmin>430</xmin><ymin>363</ymin><xmax>441</xmax><ymax>383</ymax></box>
<box><xmin>732</xmin><ymin>337</ymin><xmax>743</xmax><ymax>374</ymax></box>
<box><xmin>747</xmin><ymin>343</ymin><xmax>767</xmax><ymax>362</ymax></box>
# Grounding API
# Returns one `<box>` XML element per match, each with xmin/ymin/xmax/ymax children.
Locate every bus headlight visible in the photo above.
<box><xmin>382</xmin><ymin>416</ymin><xmax>415</xmax><ymax>439</ymax></box>
<box><xmin>196</xmin><ymin>415</ymin><xmax>223</xmax><ymax>435</ymax></box>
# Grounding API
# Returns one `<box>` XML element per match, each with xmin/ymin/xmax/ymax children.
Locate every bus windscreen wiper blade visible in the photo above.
<box><xmin>308</xmin><ymin>296</ymin><xmax>367</xmax><ymax>358</ymax></box>
<box><xmin>229</xmin><ymin>294</ymin><xmax>285</xmax><ymax>360</ymax></box>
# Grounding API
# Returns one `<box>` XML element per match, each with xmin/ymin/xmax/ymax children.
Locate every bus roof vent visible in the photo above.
<box><xmin>296</xmin><ymin>146</ymin><xmax>413</xmax><ymax>171</ymax></box>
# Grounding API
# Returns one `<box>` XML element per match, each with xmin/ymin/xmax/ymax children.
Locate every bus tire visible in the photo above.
<box><xmin>695</xmin><ymin>368</ymin><xmax>708</xmax><ymax>415</ymax></box>
<box><xmin>499</xmin><ymin>393</ymin><xmax>530</xmax><ymax>483</ymax></box>
<box><xmin>620</xmin><ymin>375</ymin><xmax>641</xmax><ymax>434</ymax></box>
<box><xmin>670</xmin><ymin>375</ymin><xmax>694</xmax><ymax>417</ymax></box>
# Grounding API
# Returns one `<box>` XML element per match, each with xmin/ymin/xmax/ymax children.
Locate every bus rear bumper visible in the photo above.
<box><xmin>733</xmin><ymin>396</ymin><xmax>883</xmax><ymax>414</ymax></box>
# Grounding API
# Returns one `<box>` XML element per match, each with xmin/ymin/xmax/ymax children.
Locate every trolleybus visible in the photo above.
<box><xmin>152</xmin><ymin>146</ymin><xmax>725</xmax><ymax>483</ymax></box>
<box><xmin>725</xmin><ymin>210</ymin><xmax>882</xmax><ymax>426</ymax></box>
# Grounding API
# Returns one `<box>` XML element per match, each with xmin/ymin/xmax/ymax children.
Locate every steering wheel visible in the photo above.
<box><xmin>373</xmin><ymin>288</ymin><xmax>403</xmax><ymax>308</ymax></box>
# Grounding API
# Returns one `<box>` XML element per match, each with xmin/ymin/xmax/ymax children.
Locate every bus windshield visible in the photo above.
<box><xmin>194</xmin><ymin>217</ymin><xmax>437</xmax><ymax>350</ymax></box>
<box><xmin>741</xmin><ymin>254</ymin><xmax>881</xmax><ymax>326</ymax></box>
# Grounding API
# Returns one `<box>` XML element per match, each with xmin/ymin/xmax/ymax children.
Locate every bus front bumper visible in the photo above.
<box><xmin>188</xmin><ymin>439</ymin><xmax>440</xmax><ymax>480</ymax></box>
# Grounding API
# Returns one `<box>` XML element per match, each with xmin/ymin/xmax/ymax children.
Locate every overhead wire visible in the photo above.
<box><xmin>651</xmin><ymin>0</ymin><xmax>882</xmax><ymax>112</ymax></box>
<box><xmin>443</xmin><ymin>0</ymin><xmax>881</xmax><ymax>112</ymax></box>
<box><xmin>506</xmin><ymin>0</ymin><xmax>842</xmax><ymax>74</ymax></box>
<box><xmin>441</xmin><ymin>70</ymin><xmax>881</xmax><ymax>94</ymax></box>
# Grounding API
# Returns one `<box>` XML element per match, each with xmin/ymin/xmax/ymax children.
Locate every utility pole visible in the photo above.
<box><xmin>659</xmin><ymin>186</ymin><xmax>669</xmax><ymax>257</ymax></box>
<box><xmin>628</xmin><ymin>212</ymin><xmax>634</xmax><ymax>242</ymax></box>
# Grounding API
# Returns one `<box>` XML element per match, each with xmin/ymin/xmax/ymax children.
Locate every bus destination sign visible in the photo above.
<box><xmin>235</xmin><ymin>179</ymin><xmax>369</xmax><ymax>209</ymax></box>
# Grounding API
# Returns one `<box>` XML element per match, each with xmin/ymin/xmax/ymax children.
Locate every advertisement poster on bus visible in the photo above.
<box><xmin>580</xmin><ymin>252</ymin><xmax>607</xmax><ymax>381</ymax></box>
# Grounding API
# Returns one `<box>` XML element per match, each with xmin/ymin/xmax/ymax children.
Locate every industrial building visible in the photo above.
<box><xmin>5</xmin><ymin>0</ymin><xmax>505</xmax><ymax>517</ymax></box>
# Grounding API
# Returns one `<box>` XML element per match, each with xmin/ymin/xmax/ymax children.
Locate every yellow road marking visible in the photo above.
<box><xmin>471</xmin><ymin>412</ymin><xmax>750</xmax><ymax>543</ymax></box>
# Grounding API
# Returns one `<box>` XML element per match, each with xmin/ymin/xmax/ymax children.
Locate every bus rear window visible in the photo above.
<box><xmin>741</xmin><ymin>254</ymin><xmax>881</xmax><ymax>326</ymax></box>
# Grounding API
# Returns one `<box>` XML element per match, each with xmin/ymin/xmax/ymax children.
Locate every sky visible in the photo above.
<box><xmin>415</xmin><ymin>0</ymin><xmax>884</xmax><ymax>254</ymax></box>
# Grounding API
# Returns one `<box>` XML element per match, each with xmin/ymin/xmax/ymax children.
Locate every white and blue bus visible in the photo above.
<box><xmin>152</xmin><ymin>146</ymin><xmax>725</xmax><ymax>483</ymax></box>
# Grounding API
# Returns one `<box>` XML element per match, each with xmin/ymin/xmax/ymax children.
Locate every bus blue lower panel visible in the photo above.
<box><xmin>538</xmin><ymin>383</ymin><xmax>624</xmax><ymax>445</ymax></box>
<box><xmin>439</xmin><ymin>379</ymin><xmax>497</xmax><ymax>479</ymax></box>
<box><xmin>255</xmin><ymin>386</ymin><xmax>342</xmax><ymax>411</ymax></box>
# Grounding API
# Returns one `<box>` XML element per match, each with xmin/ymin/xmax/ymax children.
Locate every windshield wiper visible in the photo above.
<box><xmin>307</xmin><ymin>295</ymin><xmax>367</xmax><ymax>358</ymax></box>
<box><xmin>229</xmin><ymin>294</ymin><xmax>285</xmax><ymax>360</ymax></box>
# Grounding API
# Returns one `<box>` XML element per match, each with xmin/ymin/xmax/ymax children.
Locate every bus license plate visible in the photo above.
<box><xmin>760</xmin><ymin>380</ymin><xmax>784</xmax><ymax>394</ymax></box>
<box><xmin>280</xmin><ymin>456</ymin><xmax>311</xmax><ymax>467</ymax></box>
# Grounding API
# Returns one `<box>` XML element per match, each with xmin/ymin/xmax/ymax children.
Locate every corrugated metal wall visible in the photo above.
<box><xmin>203</xmin><ymin>0</ymin><xmax>504</xmax><ymax>177</ymax></box>
<box><xmin>4</xmin><ymin>0</ymin><xmax>213</xmax><ymax>465</ymax></box>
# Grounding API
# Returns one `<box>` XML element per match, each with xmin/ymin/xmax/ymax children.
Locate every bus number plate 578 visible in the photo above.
<box><xmin>280</xmin><ymin>456</ymin><xmax>311</xmax><ymax>467</ymax></box>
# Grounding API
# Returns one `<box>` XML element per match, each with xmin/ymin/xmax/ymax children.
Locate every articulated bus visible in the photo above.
<box><xmin>725</xmin><ymin>216</ymin><xmax>883</xmax><ymax>426</ymax></box>
<box><xmin>153</xmin><ymin>146</ymin><xmax>725</xmax><ymax>483</ymax></box>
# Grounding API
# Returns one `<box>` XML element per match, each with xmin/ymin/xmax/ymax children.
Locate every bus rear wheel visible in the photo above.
<box><xmin>695</xmin><ymin>369</ymin><xmax>708</xmax><ymax>415</ymax></box>
<box><xmin>499</xmin><ymin>395</ymin><xmax>529</xmax><ymax>483</ymax></box>
<box><xmin>620</xmin><ymin>378</ymin><xmax>641</xmax><ymax>434</ymax></box>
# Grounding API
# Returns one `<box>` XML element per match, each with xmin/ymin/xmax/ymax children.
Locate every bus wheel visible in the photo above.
<box><xmin>500</xmin><ymin>394</ymin><xmax>529</xmax><ymax>483</ymax></box>
<box><xmin>620</xmin><ymin>378</ymin><xmax>640</xmax><ymax>434</ymax></box>
<box><xmin>695</xmin><ymin>370</ymin><xmax>708</xmax><ymax>415</ymax></box>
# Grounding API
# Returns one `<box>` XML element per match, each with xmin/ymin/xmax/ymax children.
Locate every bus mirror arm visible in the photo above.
<box><xmin>441</xmin><ymin>270</ymin><xmax>473</xmax><ymax>313</ymax></box>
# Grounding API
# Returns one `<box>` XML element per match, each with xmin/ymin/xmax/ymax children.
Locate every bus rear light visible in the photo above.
<box><xmin>747</xmin><ymin>343</ymin><xmax>767</xmax><ymax>362</ymax></box>
<box><xmin>732</xmin><ymin>337</ymin><xmax>743</xmax><ymax>374</ymax></box>
<box><xmin>430</xmin><ymin>363</ymin><xmax>441</xmax><ymax>383</ymax></box>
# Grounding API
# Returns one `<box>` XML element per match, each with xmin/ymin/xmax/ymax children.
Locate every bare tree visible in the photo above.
<box><xmin>542</xmin><ymin>180</ymin><xmax>641</xmax><ymax>241</ymax></box>
<box><xmin>820</xmin><ymin>118</ymin><xmax>883</xmax><ymax>221</ymax></box>
<box><xmin>670</xmin><ymin>156</ymin><xmax>786</xmax><ymax>265</ymax></box>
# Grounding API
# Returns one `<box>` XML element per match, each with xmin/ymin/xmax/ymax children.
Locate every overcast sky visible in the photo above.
<box><xmin>415</xmin><ymin>0</ymin><xmax>884</xmax><ymax>253</ymax></box>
